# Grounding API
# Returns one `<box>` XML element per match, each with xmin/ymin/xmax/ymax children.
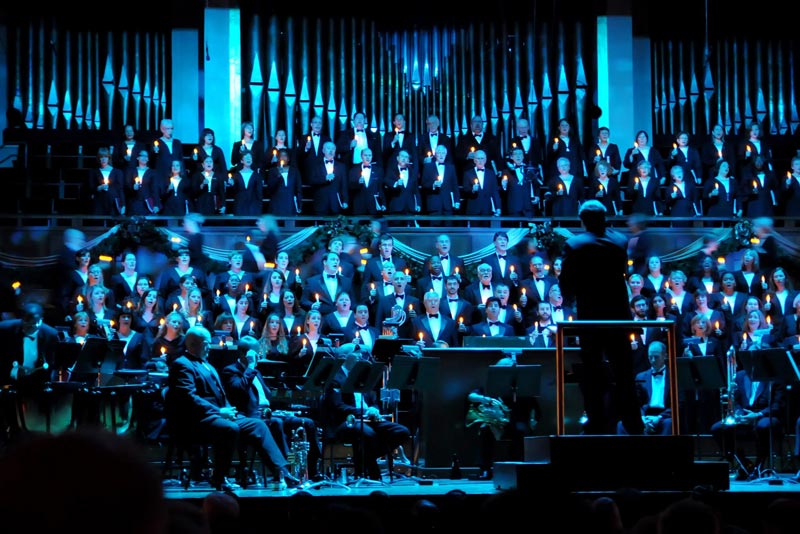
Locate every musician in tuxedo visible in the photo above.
<box><xmin>336</xmin><ymin>111</ymin><xmax>382</xmax><ymax>171</ymax></box>
<box><xmin>264</xmin><ymin>150</ymin><xmax>303</xmax><ymax>217</ymax></box>
<box><xmin>417</xmin><ymin>114</ymin><xmax>454</xmax><ymax>167</ymax></box>
<box><xmin>383</xmin><ymin>149</ymin><xmax>421</xmax><ymax>216</ymax></box>
<box><xmin>374</xmin><ymin>271</ymin><xmax>420</xmax><ymax>336</ymax></box>
<box><xmin>431</xmin><ymin>234</ymin><xmax>467</xmax><ymax>280</ymax></box>
<box><xmin>347</xmin><ymin>148</ymin><xmax>386</xmax><ymax>217</ymax></box>
<box><xmin>0</xmin><ymin>302</ymin><xmax>59</xmax><ymax>391</ymax></box>
<box><xmin>220</xmin><ymin>344</ymin><xmax>320</xmax><ymax>478</ymax></box>
<box><xmin>461</xmin><ymin>150</ymin><xmax>502</xmax><ymax>217</ymax></box>
<box><xmin>518</xmin><ymin>255</ymin><xmax>558</xmax><ymax>323</ymax></box>
<box><xmin>508</xmin><ymin>118</ymin><xmax>544</xmax><ymax>170</ymax></box>
<box><xmin>300</xmin><ymin>252</ymin><xmax>353</xmax><ymax>316</ymax></box>
<box><xmin>481</xmin><ymin>231</ymin><xmax>523</xmax><ymax>289</ymax></box>
<box><xmin>349</xmin><ymin>304</ymin><xmax>381</xmax><ymax>355</ymax></box>
<box><xmin>501</xmin><ymin>147</ymin><xmax>542</xmax><ymax>217</ymax></box>
<box><xmin>618</xmin><ymin>341</ymin><xmax>673</xmax><ymax>435</ymax></box>
<box><xmin>165</xmin><ymin>326</ymin><xmax>299</xmax><ymax>491</ymax></box>
<box><xmin>440</xmin><ymin>275</ymin><xmax>474</xmax><ymax>331</ymax></box>
<box><xmin>412</xmin><ymin>291</ymin><xmax>459</xmax><ymax>348</ymax></box>
<box><xmin>308</xmin><ymin>142</ymin><xmax>349</xmax><ymax>216</ymax></box>
<box><xmin>320</xmin><ymin>347</ymin><xmax>410</xmax><ymax>480</ymax></box>
<box><xmin>382</xmin><ymin>113</ymin><xmax>418</xmax><ymax>169</ymax></box>
<box><xmin>298</xmin><ymin>115</ymin><xmax>331</xmax><ymax>180</ymax></box>
<box><xmin>360</xmin><ymin>233</ymin><xmax>408</xmax><ymax>292</ymax></box>
<box><xmin>455</xmin><ymin>115</ymin><xmax>502</xmax><ymax>176</ymax></box>
<box><xmin>420</xmin><ymin>145</ymin><xmax>460</xmax><ymax>216</ymax></box>
<box><xmin>415</xmin><ymin>255</ymin><xmax>447</xmax><ymax>302</ymax></box>
<box><xmin>467</xmin><ymin>297</ymin><xmax>516</xmax><ymax>337</ymax></box>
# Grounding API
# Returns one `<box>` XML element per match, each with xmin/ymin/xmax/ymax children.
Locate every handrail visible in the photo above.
<box><xmin>554</xmin><ymin>319</ymin><xmax>678</xmax><ymax>436</ymax></box>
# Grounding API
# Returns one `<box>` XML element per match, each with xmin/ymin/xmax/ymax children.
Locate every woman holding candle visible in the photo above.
<box><xmin>231</xmin><ymin>293</ymin><xmax>261</xmax><ymax>342</ymax></box>
<box><xmin>258</xmin><ymin>269</ymin><xmax>287</xmax><ymax>319</ymax></box>
<box><xmin>738</xmin><ymin>309</ymin><xmax>777</xmax><ymax>351</ymax></box>
<box><xmin>230</xmin><ymin>121</ymin><xmax>265</xmax><ymax>173</ymax></box>
<box><xmin>266</xmin><ymin>129</ymin><xmax>296</xmax><ymax>171</ymax></box>
<box><xmin>700</xmin><ymin>123</ymin><xmax>736</xmax><ymax>183</ymax></box>
<box><xmin>112</xmin><ymin>123</ymin><xmax>147</xmax><ymax>170</ymax></box>
<box><xmin>158</xmin><ymin>159</ymin><xmax>193</xmax><ymax>216</ymax></box>
<box><xmin>665</xmin><ymin>164</ymin><xmax>701</xmax><ymax>225</ymax></box>
<box><xmin>668</xmin><ymin>131</ymin><xmax>703</xmax><ymax>186</ymax></box>
<box><xmin>732</xmin><ymin>248</ymin><xmax>766</xmax><ymax>301</ymax></box>
<box><xmin>88</xmin><ymin>146</ymin><xmax>125</xmax><ymax>217</ymax></box>
<box><xmin>229</xmin><ymin>150</ymin><xmax>265</xmax><ymax>217</ymax></box>
<box><xmin>288</xmin><ymin>309</ymin><xmax>332</xmax><ymax>377</ymax></box>
<box><xmin>547</xmin><ymin>117</ymin><xmax>586</xmax><ymax>182</ymax></box>
<box><xmin>192</xmin><ymin>127</ymin><xmax>227</xmax><ymax>175</ymax></box>
<box><xmin>124</xmin><ymin>149</ymin><xmax>158</xmax><ymax>216</ymax></box>
<box><xmin>623</xmin><ymin>130</ymin><xmax>666</xmax><ymax>188</ymax></box>
<box><xmin>737</xmin><ymin>120</ymin><xmax>773</xmax><ymax>178</ymax></box>
<box><xmin>762</xmin><ymin>266</ymin><xmax>795</xmax><ymax>335</ymax></box>
<box><xmin>133</xmin><ymin>288</ymin><xmax>164</xmax><ymax>361</ymax></box>
<box><xmin>588</xmin><ymin>159</ymin><xmax>623</xmax><ymax>217</ymax></box>
<box><xmin>272</xmin><ymin>250</ymin><xmax>301</xmax><ymax>297</ymax></box>
<box><xmin>279</xmin><ymin>289</ymin><xmax>304</xmax><ymax>339</ymax></box>
<box><xmin>779</xmin><ymin>156</ymin><xmax>800</xmax><ymax>217</ymax></box>
<box><xmin>703</xmin><ymin>160</ymin><xmax>742</xmax><ymax>219</ymax></box>
<box><xmin>641</xmin><ymin>255</ymin><xmax>669</xmax><ymax>301</ymax></box>
<box><xmin>628</xmin><ymin>160</ymin><xmax>664</xmax><ymax>217</ymax></box>
<box><xmin>180</xmin><ymin>286</ymin><xmax>214</xmax><ymax>332</ymax></box>
<box><xmin>322</xmin><ymin>291</ymin><xmax>356</xmax><ymax>337</ymax></box>
<box><xmin>586</xmin><ymin>125</ymin><xmax>622</xmax><ymax>181</ymax></box>
<box><xmin>190</xmin><ymin>154</ymin><xmax>226</xmax><ymax>216</ymax></box>
<box><xmin>681</xmin><ymin>288</ymin><xmax>726</xmax><ymax>345</ymax></box>
<box><xmin>149</xmin><ymin>311</ymin><xmax>185</xmax><ymax>369</ymax></box>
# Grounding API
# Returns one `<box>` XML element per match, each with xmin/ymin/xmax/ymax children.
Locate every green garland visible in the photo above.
<box><xmin>286</xmin><ymin>216</ymin><xmax>376</xmax><ymax>270</ymax></box>
<box><xmin>92</xmin><ymin>216</ymin><xmax>175</xmax><ymax>261</ymax></box>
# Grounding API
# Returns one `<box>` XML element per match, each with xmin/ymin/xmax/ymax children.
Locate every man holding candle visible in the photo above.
<box><xmin>461</xmin><ymin>150</ymin><xmax>502</xmax><ymax>219</ymax></box>
<box><xmin>481</xmin><ymin>231</ymin><xmax>522</xmax><ymax>288</ymax></box>
<box><xmin>347</xmin><ymin>147</ymin><xmax>386</xmax><ymax>217</ymax></box>
<box><xmin>150</xmin><ymin>118</ymin><xmax>183</xmax><ymax>185</ymax></box>
<box><xmin>301</xmin><ymin>252</ymin><xmax>353</xmax><ymax>317</ymax></box>
<box><xmin>455</xmin><ymin>115</ymin><xmax>501</xmax><ymax>177</ymax></box>
<box><xmin>336</xmin><ymin>111</ymin><xmax>381</xmax><ymax>171</ymax></box>
<box><xmin>298</xmin><ymin>115</ymin><xmax>330</xmax><ymax>179</ymax></box>
<box><xmin>374</xmin><ymin>271</ymin><xmax>419</xmax><ymax>337</ymax></box>
<box><xmin>420</xmin><ymin>144</ymin><xmax>460</xmax><ymax>217</ymax></box>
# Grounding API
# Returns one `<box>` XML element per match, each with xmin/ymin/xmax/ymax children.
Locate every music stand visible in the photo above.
<box><xmin>385</xmin><ymin>356</ymin><xmax>440</xmax><ymax>480</ymax></box>
<box><xmin>485</xmin><ymin>364</ymin><xmax>542</xmax><ymax>402</ymax></box>
<box><xmin>71</xmin><ymin>337</ymin><xmax>108</xmax><ymax>383</ymax></box>
<box><xmin>340</xmin><ymin>360</ymin><xmax>389</xmax><ymax>488</ymax></box>
<box><xmin>676</xmin><ymin>356</ymin><xmax>727</xmax><ymax>460</ymax></box>
<box><xmin>55</xmin><ymin>342</ymin><xmax>82</xmax><ymax>381</ymax></box>
<box><xmin>372</xmin><ymin>338</ymin><xmax>413</xmax><ymax>365</ymax></box>
<box><xmin>737</xmin><ymin>349</ymin><xmax>800</xmax><ymax>481</ymax></box>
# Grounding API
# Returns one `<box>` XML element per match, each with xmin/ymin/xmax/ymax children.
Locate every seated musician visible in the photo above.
<box><xmin>617</xmin><ymin>341</ymin><xmax>673</xmax><ymax>436</ymax></box>
<box><xmin>0</xmin><ymin>301</ymin><xmax>60</xmax><ymax>392</ymax></box>
<box><xmin>320</xmin><ymin>346</ymin><xmax>410</xmax><ymax>481</ymax></box>
<box><xmin>220</xmin><ymin>337</ymin><xmax>321</xmax><ymax>480</ymax></box>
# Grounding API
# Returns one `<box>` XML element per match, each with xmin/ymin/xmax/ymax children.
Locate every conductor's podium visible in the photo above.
<box><xmin>494</xmin><ymin>435</ymin><xmax>730</xmax><ymax>492</ymax></box>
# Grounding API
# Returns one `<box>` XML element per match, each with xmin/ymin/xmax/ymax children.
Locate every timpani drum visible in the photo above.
<box><xmin>12</xmin><ymin>381</ymin><xmax>86</xmax><ymax>435</ymax></box>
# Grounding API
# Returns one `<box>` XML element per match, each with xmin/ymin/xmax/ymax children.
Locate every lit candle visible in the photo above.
<box><xmin>250</xmin><ymin>320</ymin><xmax>255</xmax><ymax>330</ymax></box>
<box><xmin>558</xmin><ymin>183</ymin><xmax>563</xmax><ymax>191</ymax></box>
<box><xmin>338</xmin><ymin>266</ymin><xmax>342</xmax><ymax>274</ymax></box>
<box><xmin>535</xmin><ymin>321</ymin><xmax>539</xmax><ymax>330</ymax></box>
<box><xmin>746</xmin><ymin>145</ymin><xmax>752</xmax><ymax>153</ymax></box>
<box><xmin>673</xmin><ymin>186</ymin><xmax>677</xmax><ymax>193</ymax></box>
<box><xmin>568</xmin><ymin>316</ymin><xmax>573</xmax><ymax>321</ymax></box>
<box><xmin>361</xmin><ymin>259</ymin><xmax>367</xmax><ymax>266</ymax></box>
<box><xmin>263</xmin><ymin>293</ymin><xmax>267</xmax><ymax>304</ymax></box>
<box><xmin>673</xmin><ymin>143</ymin><xmax>677</xmax><ymax>149</ymax></box>
<box><xmin>220</xmin><ymin>340</ymin><xmax>224</xmax><ymax>347</ymax></box>
<box><xmin>595</xmin><ymin>149</ymin><xmax>600</xmax><ymax>156</ymax></box>
<box><xmin>512</xmin><ymin>304</ymin><xmax>517</xmax><ymax>311</ymax></box>
<box><xmin>455</xmin><ymin>267</ymin><xmax>460</xmax><ymax>275</ymax></box>
<box><xmin>241</xmin><ymin>139</ymin><xmax>246</xmax><ymax>147</ymax></box>
<box><xmin>419</xmin><ymin>332</ymin><xmax>424</xmax><ymax>341</ymax></box>
<box><xmin>723</xmin><ymin>296</ymin><xmax>728</xmax><ymax>306</ymax></box>
<box><xmin>635</xmin><ymin>177</ymin><xmax>639</xmax><ymax>185</ymax></box>
<box><xmin>715</xmin><ymin>321</ymin><xmax>720</xmax><ymax>330</ymax></box>
<box><xmin>103</xmin><ymin>176</ymin><xmax>109</xmax><ymax>185</ymax></box>
<box><xmin>359</xmin><ymin>248</ymin><xmax>368</xmax><ymax>255</ymax></box>
<box><xmin>510</xmin><ymin>266</ymin><xmax>515</xmax><ymax>273</ymax></box>
<box><xmin>405</xmin><ymin>268</ymin><xmax>410</xmax><ymax>276</ymax></box>
<box><xmin>715</xmin><ymin>183</ymin><xmax>719</xmax><ymax>190</ymax></box>
<box><xmin>197</xmin><ymin>314</ymin><xmax>202</xmax><ymax>322</ymax></box>
<box><xmin>761</xmin><ymin>275</ymin><xmax>766</xmax><ymax>284</ymax></box>
<box><xmin>245</xmin><ymin>284</ymin><xmax>250</xmax><ymax>293</ymax></box>
<box><xmin>355</xmin><ymin>329</ymin><xmax>360</xmax><ymax>339</ymax></box>
<box><xmin>554</xmin><ymin>138</ymin><xmax>559</xmax><ymax>144</ymax></box>
<box><xmin>154</xmin><ymin>140</ymin><xmax>159</xmax><ymax>148</ymax></box>
<box><xmin>216</xmin><ymin>289</ymin><xmax>221</xmax><ymax>297</ymax></box>
<box><xmin>302</xmin><ymin>338</ymin><xmax>307</xmax><ymax>347</ymax></box>
<box><xmin>521</xmin><ymin>288</ymin><xmax>526</xmax><ymax>296</ymax></box>
<box><xmin>297</xmin><ymin>326</ymin><xmax>301</xmax><ymax>336</ymax></box>
<box><xmin>766</xmin><ymin>294</ymin><xmax>771</xmax><ymax>303</ymax></box>
<box><xmin>135</xmin><ymin>176</ymin><xmax>142</xmax><ymax>185</ymax></box>
<box><xmin>718</xmin><ymin>257</ymin><xmax>726</xmax><ymax>265</ymax></box>
<box><xmin>11</xmin><ymin>281</ymin><xmax>21</xmax><ymax>290</ymax></box>
<box><xmin>630</xmin><ymin>333</ymin><xmax>635</xmax><ymax>342</ymax></box>
<box><xmin>634</xmin><ymin>141</ymin><xmax>639</xmax><ymax>149</ymax></box>
<box><xmin>717</xmin><ymin>149</ymin><xmax>722</xmax><ymax>159</ymax></box>
<box><xmin>109</xmin><ymin>320</ymin><xmax>115</xmax><ymax>328</ymax></box>
<box><xmin>160</xmin><ymin>318</ymin><xmax>165</xmax><ymax>326</ymax></box>
<box><xmin>77</xmin><ymin>295</ymin><xmax>83</xmax><ymax>304</ymax></box>
<box><xmin>753</xmin><ymin>180</ymin><xmax>758</xmax><ymax>189</ymax></box>
<box><xmin>127</xmin><ymin>147</ymin><xmax>132</xmax><ymax>157</ymax></box>
<box><xmin>193</xmin><ymin>148</ymin><xmax>198</xmax><ymax>155</ymax></box>
<box><xmin>161</xmin><ymin>347</ymin><xmax>166</xmax><ymax>356</ymax></box>
<box><xmin>627</xmin><ymin>260</ymin><xmax>633</xmax><ymax>267</ymax></box>
<box><xmin>246</xmin><ymin>235</ymin><xmax>251</xmax><ymax>242</ymax></box>
<box><xmin>370</xmin><ymin>283</ymin><xmax>375</xmax><ymax>290</ymax></box>
<box><xmin>173</xmin><ymin>303</ymin><xmax>178</xmax><ymax>311</ymax></box>
<box><xmin>126</xmin><ymin>301</ymin><xmax>133</xmax><ymax>309</ymax></box>
<box><xmin>295</xmin><ymin>268</ymin><xmax>300</xmax><ymax>276</ymax></box>
<box><xmin>409</xmin><ymin>304</ymin><xmax>413</xmax><ymax>312</ymax></box>
<box><xmin>470</xmin><ymin>147</ymin><xmax>475</xmax><ymax>153</ymax></box>
<box><xmin>315</xmin><ymin>293</ymin><xmax>320</xmax><ymax>302</ymax></box>
<box><xmin>766</xmin><ymin>316</ymin><xmax>772</xmax><ymax>325</ymax></box>
<box><xmin>458</xmin><ymin>317</ymin><xmax>464</xmax><ymax>325</ymax></box>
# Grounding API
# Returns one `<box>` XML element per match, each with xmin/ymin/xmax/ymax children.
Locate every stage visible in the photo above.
<box><xmin>161</xmin><ymin>467</ymin><xmax>800</xmax><ymax>533</ymax></box>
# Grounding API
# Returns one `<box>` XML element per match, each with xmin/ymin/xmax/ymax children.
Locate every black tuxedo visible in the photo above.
<box><xmin>150</xmin><ymin>137</ymin><xmax>184</xmax><ymax>186</ymax></box>
<box><xmin>309</xmin><ymin>159</ymin><xmax>349</xmax><ymax>216</ymax></box>
<box><xmin>440</xmin><ymin>297</ymin><xmax>474</xmax><ymax>326</ymax></box>
<box><xmin>374</xmin><ymin>293</ymin><xmax>420</xmax><ymax>334</ymax></box>
<box><xmin>481</xmin><ymin>252</ymin><xmax>523</xmax><ymax>288</ymax></box>
<box><xmin>301</xmin><ymin>273</ymin><xmax>353</xmax><ymax>316</ymax></box>
<box><xmin>417</xmin><ymin>131</ymin><xmax>454</xmax><ymax>166</ymax></box>
<box><xmin>500</xmin><ymin>164</ymin><xmax>540</xmax><ymax>217</ymax></box>
<box><xmin>383</xmin><ymin>165</ymin><xmax>421</xmax><ymax>214</ymax></box>
<box><xmin>348</xmin><ymin>164</ymin><xmax>386</xmax><ymax>216</ymax></box>
<box><xmin>0</xmin><ymin>320</ymin><xmax>60</xmax><ymax>388</ymax></box>
<box><xmin>382</xmin><ymin>129</ymin><xmax>418</xmax><ymax>169</ymax></box>
<box><xmin>412</xmin><ymin>314</ymin><xmax>458</xmax><ymax>347</ymax></box>
<box><xmin>509</xmin><ymin>135</ymin><xmax>544</xmax><ymax>168</ymax></box>
<box><xmin>336</xmin><ymin>128</ymin><xmax>382</xmax><ymax>168</ymax></box>
<box><xmin>455</xmin><ymin>131</ymin><xmax>501</xmax><ymax>175</ymax></box>
<box><xmin>298</xmin><ymin>131</ymin><xmax>332</xmax><ymax>178</ymax></box>
<box><xmin>360</xmin><ymin>256</ymin><xmax>408</xmax><ymax>294</ymax></box>
<box><xmin>420</xmin><ymin>160</ymin><xmax>459</xmax><ymax>215</ymax></box>
<box><xmin>166</xmin><ymin>351</ymin><xmax>288</xmax><ymax>486</ymax></box>
<box><xmin>468</xmin><ymin>320</ymin><xmax>516</xmax><ymax>337</ymax></box>
<box><xmin>462</xmin><ymin>167</ymin><xmax>502</xmax><ymax>216</ymax></box>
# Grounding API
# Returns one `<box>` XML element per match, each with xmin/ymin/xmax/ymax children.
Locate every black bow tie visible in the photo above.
<box><xmin>325</xmin><ymin>160</ymin><xmax>334</xmax><ymax>164</ymax></box>
<box><xmin>397</xmin><ymin>130</ymin><xmax>405</xmax><ymax>134</ymax></box>
<box><xmin>488</xmin><ymin>321</ymin><xmax>500</xmax><ymax>326</ymax></box>
<box><xmin>356</xmin><ymin>324</ymin><xmax>369</xmax><ymax>330</ymax></box>
<box><xmin>499</xmin><ymin>304</ymin><xmax>507</xmax><ymax>309</ymax></box>
<box><xmin>652</xmin><ymin>368</ymin><xmax>666</xmax><ymax>377</ymax></box>
<box><xmin>482</xmin><ymin>285</ymin><xmax>492</xmax><ymax>291</ymax></box>
<box><xmin>428</xmin><ymin>314</ymin><xmax>439</xmax><ymax>319</ymax></box>
<box><xmin>440</xmin><ymin>255</ymin><xmax>449</xmax><ymax>260</ymax></box>
<box><xmin>312</xmin><ymin>132</ymin><xmax>320</xmax><ymax>136</ymax></box>
<box><xmin>430</xmin><ymin>132</ymin><xmax>437</xmax><ymax>137</ymax></box>
<box><xmin>326</xmin><ymin>274</ymin><xmax>337</xmax><ymax>279</ymax></box>
<box><xmin>497</xmin><ymin>254</ymin><xmax>506</xmax><ymax>260</ymax></box>
<box><xmin>553</xmin><ymin>306</ymin><xmax>563</xmax><ymax>311</ymax></box>
<box><xmin>384</xmin><ymin>281</ymin><xmax>393</xmax><ymax>286</ymax></box>
<box><xmin>476</xmin><ymin>167</ymin><xmax>485</xmax><ymax>172</ymax></box>
<box><xmin>362</xmin><ymin>165</ymin><xmax>371</xmax><ymax>169</ymax></box>
<box><xmin>431</xmin><ymin>276</ymin><xmax>442</xmax><ymax>281</ymax></box>
<box><xmin>521</xmin><ymin>135</ymin><xmax>528</xmax><ymax>139</ymax></box>
<box><xmin>24</xmin><ymin>334</ymin><xmax>36</xmax><ymax>341</ymax></box>
<box><xmin>356</xmin><ymin>129</ymin><xmax>364</xmax><ymax>133</ymax></box>
<box><xmin>395</xmin><ymin>294</ymin><xmax>405</xmax><ymax>300</ymax></box>
<box><xmin>448</xmin><ymin>298</ymin><xmax>459</xmax><ymax>303</ymax></box>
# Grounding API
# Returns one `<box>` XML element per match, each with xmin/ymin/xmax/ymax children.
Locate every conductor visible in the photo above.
<box><xmin>559</xmin><ymin>200</ymin><xmax>645</xmax><ymax>435</ymax></box>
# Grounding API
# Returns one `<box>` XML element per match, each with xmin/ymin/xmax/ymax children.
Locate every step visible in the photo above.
<box><xmin>492</xmin><ymin>435</ymin><xmax>729</xmax><ymax>492</ymax></box>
